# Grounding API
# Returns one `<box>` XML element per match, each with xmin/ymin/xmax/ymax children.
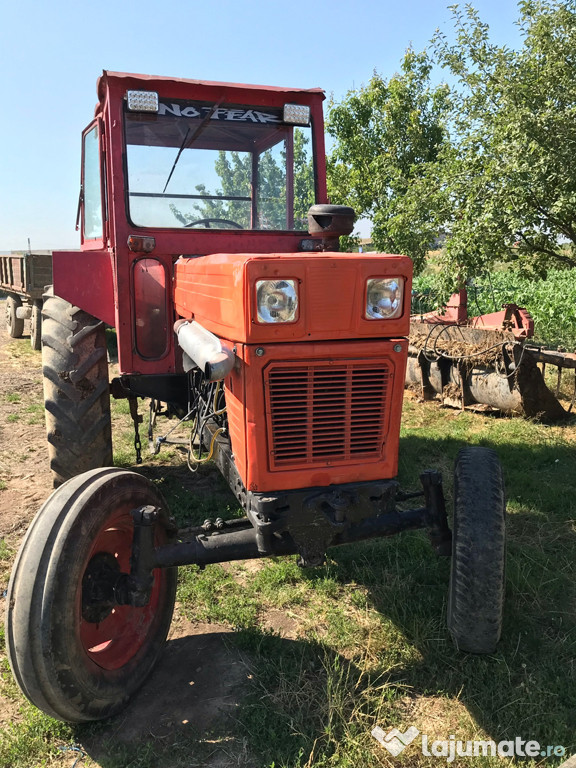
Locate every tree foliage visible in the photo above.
<box><xmin>171</xmin><ymin>130</ymin><xmax>314</xmax><ymax>230</ymax></box>
<box><xmin>432</xmin><ymin>0</ymin><xmax>576</xmax><ymax>280</ymax></box>
<box><xmin>326</xmin><ymin>50</ymin><xmax>450</xmax><ymax>272</ymax></box>
<box><xmin>327</xmin><ymin>1</ymin><xmax>576</xmax><ymax>284</ymax></box>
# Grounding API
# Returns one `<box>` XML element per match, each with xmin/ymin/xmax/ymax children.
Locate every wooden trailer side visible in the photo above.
<box><xmin>0</xmin><ymin>253</ymin><xmax>52</xmax><ymax>299</ymax></box>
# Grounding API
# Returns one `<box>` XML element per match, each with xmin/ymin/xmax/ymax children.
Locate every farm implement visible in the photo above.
<box><xmin>6</xmin><ymin>71</ymin><xmax>506</xmax><ymax>723</ymax></box>
<box><xmin>406</xmin><ymin>289</ymin><xmax>576</xmax><ymax>421</ymax></box>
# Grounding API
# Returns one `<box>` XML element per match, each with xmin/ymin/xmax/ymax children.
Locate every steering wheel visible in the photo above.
<box><xmin>184</xmin><ymin>218</ymin><xmax>244</xmax><ymax>229</ymax></box>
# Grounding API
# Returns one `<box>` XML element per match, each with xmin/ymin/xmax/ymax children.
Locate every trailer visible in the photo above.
<box><xmin>1</xmin><ymin>251</ymin><xmax>52</xmax><ymax>349</ymax></box>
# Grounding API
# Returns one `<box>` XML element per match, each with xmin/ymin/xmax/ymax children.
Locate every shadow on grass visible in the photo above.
<box><xmin>331</xmin><ymin>432</ymin><xmax>576</xmax><ymax>754</ymax></box>
<box><xmin>137</xmin><ymin>462</ymin><xmax>245</xmax><ymax>526</ymax></box>
<box><xmin>73</xmin><ymin>431</ymin><xmax>576</xmax><ymax>767</ymax></box>
<box><xmin>77</xmin><ymin>628</ymin><xmax>253</xmax><ymax>768</ymax></box>
<box><xmin>77</xmin><ymin>629</ymin><xmax>391</xmax><ymax>768</ymax></box>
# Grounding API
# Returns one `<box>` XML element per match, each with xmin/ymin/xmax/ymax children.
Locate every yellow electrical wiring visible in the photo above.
<box><xmin>186</xmin><ymin>381</ymin><xmax>227</xmax><ymax>470</ymax></box>
<box><xmin>187</xmin><ymin>417</ymin><xmax>226</xmax><ymax>470</ymax></box>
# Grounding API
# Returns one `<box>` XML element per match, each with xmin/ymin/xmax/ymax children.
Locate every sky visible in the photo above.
<box><xmin>0</xmin><ymin>0</ymin><xmax>523</xmax><ymax>251</ymax></box>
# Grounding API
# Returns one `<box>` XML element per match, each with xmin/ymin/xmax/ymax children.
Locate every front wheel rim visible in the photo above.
<box><xmin>78</xmin><ymin>505</ymin><xmax>165</xmax><ymax>671</ymax></box>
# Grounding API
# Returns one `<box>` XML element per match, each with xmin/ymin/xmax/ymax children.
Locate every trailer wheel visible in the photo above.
<box><xmin>448</xmin><ymin>447</ymin><xmax>506</xmax><ymax>654</ymax></box>
<box><xmin>5</xmin><ymin>468</ymin><xmax>177</xmax><ymax>723</ymax></box>
<box><xmin>5</xmin><ymin>295</ymin><xmax>24</xmax><ymax>338</ymax></box>
<box><xmin>42</xmin><ymin>288</ymin><xmax>113</xmax><ymax>486</ymax></box>
<box><xmin>30</xmin><ymin>300</ymin><xmax>42</xmax><ymax>350</ymax></box>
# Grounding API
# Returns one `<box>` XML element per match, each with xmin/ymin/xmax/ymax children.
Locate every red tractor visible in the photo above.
<box><xmin>5</xmin><ymin>71</ymin><xmax>506</xmax><ymax>723</ymax></box>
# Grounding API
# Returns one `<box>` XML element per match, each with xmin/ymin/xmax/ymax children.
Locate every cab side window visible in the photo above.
<box><xmin>83</xmin><ymin>125</ymin><xmax>103</xmax><ymax>240</ymax></box>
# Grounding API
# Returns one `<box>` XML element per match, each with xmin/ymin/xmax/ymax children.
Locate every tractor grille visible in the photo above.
<box><xmin>265</xmin><ymin>360</ymin><xmax>391</xmax><ymax>469</ymax></box>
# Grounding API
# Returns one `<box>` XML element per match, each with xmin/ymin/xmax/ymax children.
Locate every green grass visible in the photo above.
<box><xmin>24</xmin><ymin>403</ymin><xmax>44</xmax><ymax>425</ymax></box>
<box><xmin>5</xmin><ymin>393</ymin><xmax>20</xmax><ymax>403</ymax></box>
<box><xmin>235</xmin><ymin>634</ymin><xmax>400</xmax><ymax>768</ymax></box>
<box><xmin>0</xmin><ymin>708</ymin><xmax>76</xmax><ymax>768</ymax></box>
<box><xmin>0</xmin><ymin>539</ymin><xmax>13</xmax><ymax>583</ymax></box>
<box><xmin>4</xmin><ymin>340</ymin><xmax>40</xmax><ymax>361</ymax></box>
<box><xmin>0</xmin><ymin>540</ymin><xmax>12</xmax><ymax>561</ymax></box>
<box><xmin>1</xmin><ymin>397</ymin><xmax>575</xmax><ymax>767</ymax></box>
<box><xmin>170</xmin><ymin>402</ymin><xmax>576</xmax><ymax>766</ymax></box>
<box><xmin>110</xmin><ymin>396</ymin><xmax>190</xmax><ymax>473</ymax></box>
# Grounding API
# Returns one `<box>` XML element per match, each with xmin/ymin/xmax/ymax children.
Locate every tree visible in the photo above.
<box><xmin>171</xmin><ymin>129</ymin><xmax>314</xmax><ymax>229</ymax></box>
<box><xmin>171</xmin><ymin>152</ymin><xmax>252</xmax><ymax>228</ymax></box>
<box><xmin>293</xmin><ymin>129</ymin><xmax>315</xmax><ymax>228</ymax></box>
<box><xmin>326</xmin><ymin>50</ymin><xmax>450</xmax><ymax>272</ymax></box>
<box><xmin>431</xmin><ymin>0</ymin><xmax>576</xmax><ymax>280</ymax></box>
<box><xmin>327</xmin><ymin>2</ymin><xmax>576</xmax><ymax>285</ymax></box>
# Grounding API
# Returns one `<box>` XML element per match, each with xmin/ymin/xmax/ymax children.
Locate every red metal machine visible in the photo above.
<box><xmin>407</xmin><ymin>288</ymin><xmax>574</xmax><ymax>420</ymax></box>
<box><xmin>6</xmin><ymin>72</ymin><xmax>506</xmax><ymax>723</ymax></box>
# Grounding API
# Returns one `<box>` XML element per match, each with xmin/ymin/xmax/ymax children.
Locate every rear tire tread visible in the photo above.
<box><xmin>41</xmin><ymin>288</ymin><xmax>113</xmax><ymax>486</ymax></box>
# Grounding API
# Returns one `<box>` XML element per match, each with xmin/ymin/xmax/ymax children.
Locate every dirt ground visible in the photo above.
<box><xmin>0</xmin><ymin>340</ymin><xmax>50</xmax><ymax>541</ymax></box>
<box><xmin>0</xmin><ymin>303</ymin><xmax>254</xmax><ymax>767</ymax></box>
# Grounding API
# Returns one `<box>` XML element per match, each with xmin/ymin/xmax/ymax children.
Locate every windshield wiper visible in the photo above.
<box><xmin>162</xmin><ymin>98</ymin><xmax>225</xmax><ymax>194</ymax></box>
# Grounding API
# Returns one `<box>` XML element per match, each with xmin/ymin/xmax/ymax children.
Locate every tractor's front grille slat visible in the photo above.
<box><xmin>265</xmin><ymin>360</ymin><xmax>391</xmax><ymax>469</ymax></box>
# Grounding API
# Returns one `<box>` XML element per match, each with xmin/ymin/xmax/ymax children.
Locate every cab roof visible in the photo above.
<box><xmin>98</xmin><ymin>70</ymin><xmax>325</xmax><ymax>107</ymax></box>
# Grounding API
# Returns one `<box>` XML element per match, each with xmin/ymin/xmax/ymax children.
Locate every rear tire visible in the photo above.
<box><xmin>5</xmin><ymin>468</ymin><xmax>177</xmax><ymax>723</ymax></box>
<box><xmin>447</xmin><ymin>447</ymin><xmax>506</xmax><ymax>653</ymax></box>
<box><xmin>5</xmin><ymin>295</ymin><xmax>24</xmax><ymax>338</ymax></box>
<box><xmin>30</xmin><ymin>300</ymin><xmax>42</xmax><ymax>350</ymax></box>
<box><xmin>42</xmin><ymin>287</ymin><xmax>113</xmax><ymax>486</ymax></box>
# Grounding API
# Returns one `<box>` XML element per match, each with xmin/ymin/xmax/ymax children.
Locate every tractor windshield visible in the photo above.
<box><xmin>124</xmin><ymin>100</ymin><xmax>315</xmax><ymax>231</ymax></box>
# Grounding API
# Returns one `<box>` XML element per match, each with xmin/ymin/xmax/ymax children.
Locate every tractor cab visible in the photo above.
<box><xmin>55</xmin><ymin>71</ymin><xmax>335</xmax><ymax>375</ymax></box>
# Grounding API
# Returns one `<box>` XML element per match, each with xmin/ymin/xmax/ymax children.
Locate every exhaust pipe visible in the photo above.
<box><xmin>174</xmin><ymin>320</ymin><xmax>235</xmax><ymax>382</ymax></box>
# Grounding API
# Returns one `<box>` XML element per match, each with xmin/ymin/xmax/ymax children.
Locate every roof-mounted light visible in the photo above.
<box><xmin>126</xmin><ymin>90</ymin><xmax>159</xmax><ymax>113</ymax></box>
<box><xmin>283</xmin><ymin>103</ymin><xmax>310</xmax><ymax>125</ymax></box>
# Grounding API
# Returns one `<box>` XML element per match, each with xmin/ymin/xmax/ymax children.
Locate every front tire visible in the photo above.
<box><xmin>42</xmin><ymin>288</ymin><xmax>113</xmax><ymax>486</ymax></box>
<box><xmin>5</xmin><ymin>295</ymin><xmax>24</xmax><ymax>338</ymax></box>
<box><xmin>447</xmin><ymin>447</ymin><xmax>506</xmax><ymax>653</ymax></box>
<box><xmin>5</xmin><ymin>468</ymin><xmax>177</xmax><ymax>723</ymax></box>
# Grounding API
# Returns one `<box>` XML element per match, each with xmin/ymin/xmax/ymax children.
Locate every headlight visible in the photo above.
<box><xmin>256</xmin><ymin>279</ymin><xmax>298</xmax><ymax>323</ymax></box>
<box><xmin>365</xmin><ymin>278</ymin><xmax>403</xmax><ymax>319</ymax></box>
